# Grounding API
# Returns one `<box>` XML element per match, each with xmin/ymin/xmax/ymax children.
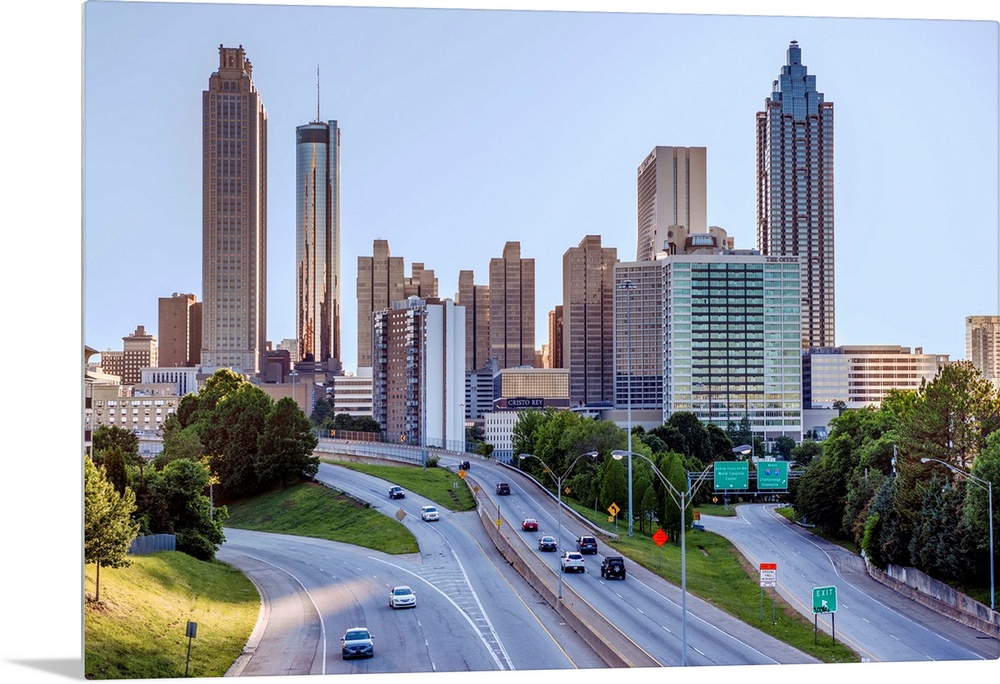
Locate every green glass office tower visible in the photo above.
<box><xmin>756</xmin><ymin>41</ymin><xmax>835</xmax><ymax>350</ymax></box>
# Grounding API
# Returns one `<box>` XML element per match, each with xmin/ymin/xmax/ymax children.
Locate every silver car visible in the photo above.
<box><xmin>420</xmin><ymin>505</ymin><xmax>439</xmax><ymax>522</ymax></box>
<box><xmin>560</xmin><ymin>551</ymin><xmax>586</xmax><ymax>573</ymax></box>
<box><xmin>341</xmin><ymin>627</ymin><xmax>374</xmax><ymax>659</ymax></box>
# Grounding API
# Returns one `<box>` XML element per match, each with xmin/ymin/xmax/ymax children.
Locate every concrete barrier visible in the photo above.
<box><xmin>474</xmin><ymin>491</ymin><xmax>659</xmax><ymax>668</ymax></box>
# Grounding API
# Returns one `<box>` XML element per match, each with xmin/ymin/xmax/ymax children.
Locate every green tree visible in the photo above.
<box><xmin>598</xmin><ymin>455</ymin><xmax>628</xmax><ymax>525</ymax></box>
<box><xmin>656</xmin><ymin>452</ymin><xmax>690</xmax><ymax>541</ymax></box>
<box><xmin>257</xmin><ymin>397</ymin><xmax>320</xmax><ymax>488</ymax></box>
<box><xmin>963</xmin><ymin>431</ymin><xmax>1000</xmax><ymax>583</ymax></box>
<box><xmin>790</xmin><ymin>439</ymin><xmax>822</xmax><ymax>467</ymax></box>
<box><xmin>898</xmin><ymin>360</ymin><xmax>1000</xmax><ymax>471</ymax></box>
<box><xmin>84</xmin><ymin>456</ymin><xmax>139</xmax><ymax>601</ymax></box>
<box><xmin>204</xmin><ymin>383</ymin><xmax>274</xmax><ymax>498</ymax></box>
<box><xmin>101</xmin><ymin>446</ymin><xmax>128</xmax><ymax>495</ymax></box>
<box><xmin>92</xmin><ymin>425</ymin><xmax>140</xmax><ymax>465</ymax></box>
<box><xmin>148</xmin><ymin>458</ymin><xmax>227</xmax><ymax>561</ymax></box>
<box><xmin>154</xmin><ymin>424</ymin><xmax>203</xmax><ymax>470</ymax></box>
<box><xmin>772</xmin><ymin>436</ymin><xmax>796</xmax><ymax>460</ymax></box>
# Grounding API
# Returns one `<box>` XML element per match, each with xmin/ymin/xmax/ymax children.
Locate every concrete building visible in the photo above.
<box><xmin>803</xmin><ymin>345</ymin><xmax>950</xmax><ymax>409</ymax></box>
<box><xmin>756</xmin><ymin>41</ymin><xmax>835</xmax><ymax>350</ymax></box>
<box><xmin>966</xmin><ymin>315</ymin><xmax>1000</xmax><ymax>385</ymax></box>
<box><xmin>563</xmin><ymin>235</ymin><xmax>617</xmax><ymax>406</ymax></box>
<box><xmin>110</xmin><ymin>325</ymin><xmax>158</xmax><ymax>386</ymax></box>
<box><xmin>456</xmin><ymin>270</ymin><xmax>491</xmax><ymax>373</ymax></box>
<box><xmin>90</xmin><ymin>382</ymin><xmax>180</xmax><ymax>447</ymax></box>
<box><xmin>545</xmin><ymin>305</ymin><xmax>563</xmax><ymax>370</ymax></box>
<box><xmin>372</xmin><ymin>297</ymin><xmax>465</xmax><ymax>451</ymax></box>
<box><xmin>140</xmin><ymin>367</ymin><xmax>200</xmax><ymax>396</ymax></box>
<box><xmin>489</xmin><ymin>241</ymin><xmax>535</xmax><ymax>370</ymax></box>
<box><xmin>158</xmin><ymin>293</ymin><xmax>202</xmax><ymax>368</ymax></box>
<box><xmin>201</xmin><ymin>45</ymin><xmax>268</xmax><ymax>375</ymax></box>
<box><xmin>295</xmin><ymin>117</ymin><xmax>342</xmax><ymax>368</ymax></box>
<box><xmin>465</xmin><ymin>358</ymin><xmax>498</xmax><ymax>422</ymax></box>
<box><xmin>664</xmin><ymin>253</ymin><xmax>803</xmax><ymax>441</ymax></box>
<box><xmin>613</xmin><ymin>261</ymin><xmax>666</xmax><ymax>412</ymax></box>
<box><xmin>332</xmin><ymin>368</ymin><xmax>374</xmax><ymax>418</ymax></box>
<box><xmin>357</xmin><ymin>239</ymin><xmax>405</xmax><ymax>369</ymax></box>
<box><xmin>492</xmin><ymin>366</ymin><xmax>570</xmax><ymax>411</ymax></box>
<box><xmin>636</xmin><ymin>146</ymin><xmax>708</xmax><ymax>262</ymax></box>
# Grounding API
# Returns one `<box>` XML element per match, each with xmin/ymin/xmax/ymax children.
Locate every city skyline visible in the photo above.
<box><xmin>83</xmin><ymin>3</ymin><xmax>998</xmax><ymax>374</ymax></box>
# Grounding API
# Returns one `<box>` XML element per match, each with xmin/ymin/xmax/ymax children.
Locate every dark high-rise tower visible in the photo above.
<box><xmin>756</xmin><ymin>40</ymin><xmax>834</xmax><ymax>349</ymax></box>
<box><xmin>295</xmin><ymin>116</ymin><xmax>341</xmax><ymax>368</ymax></box>
<box><xmin>202</xmin><ymin>45</ymin><xmax>268</xmax><ymax>374</ymax></box>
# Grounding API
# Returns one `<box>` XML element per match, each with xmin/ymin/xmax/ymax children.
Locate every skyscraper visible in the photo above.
<box><xmin>295</xmin><ymin>117</ymin><xmax>341</xmax><ymax>368</ymax></box>
<box><xmin>636</xmin><ymin>146</ymin><xmax>708</xmax><ymax>262</ymax></box>
<box><xmin>456</xmin><ymin>270</ymin><xmax>491</xmax><ymax>372</ymax></box>
<box><xmin>357</xmin><ymin>239</ymin><xmax>405</xmax><ymax>369</ymax></box>
<box><xmin>202</xmin><ymin>45</ymin><xmax>268</xmax><ymax>374</ymax></box>
<box><xmin>966</xmin><ymin>315</ymin><xmax>1000</xmax><ymax>384</ymax></box>
<box><xmin>158</xmin><ymin>293</ymin><xmax>201</xmax><ymax>368</ymax></box>
<box><xmin>562</xmin><ymin>235</ymin><xmax>617</xmax><ymax>406</ymax></box>
<box><xmin>489</xmin><ymin>241</ymin><xmax>535</xmax><ymax>369</ymax></box>
<box><xmin>756</xmin><ymin>40</ymin><xmax>835</xmax><ymax>350</ymax></box>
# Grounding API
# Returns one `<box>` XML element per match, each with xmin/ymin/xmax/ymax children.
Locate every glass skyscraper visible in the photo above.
<box><xmin>756</xmin><ymin>40</ymin><xmax>835</xmax><ymax>350</ymax></box>
<box><xmin>295</xmin><ymin>119</ymin><xmax>341</xmax><ymax>367</ymax></box>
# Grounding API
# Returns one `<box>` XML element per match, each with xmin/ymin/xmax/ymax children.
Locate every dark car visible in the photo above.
<box><xmin>388</xmin><ymin>486</ymin><xmax>405</xmax><ymax>500</ymax></box>
<box><xmin>576</xmin><ymin>535</ymin><xmax>598</xmax><ymax>554</ymax></box>
<box><xmin>600</xmin><ymin>555</ymin><xmax>626</xmax><ymax>580</ymax></box>
<box><xmin>496</xmin><ymin>482</ymin><xmax>511</xmax><ymax>495</ymax></box>
<box><xmin>538</xmin><ymin>535</ymin><xmax>558</xmax><ymax>552</ymax></box>
<box><xmin>459</xmin><ymin>460</ymin><xmax>471</xmax><ymax>471</ymax></box>
<box><xmin>341</xmin><ymin>627</ymin><xmax>374</xmax><ymax>659</ymax></box>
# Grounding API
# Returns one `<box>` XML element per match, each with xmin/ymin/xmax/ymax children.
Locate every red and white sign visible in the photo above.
<box><xmin>759</xmin><ymin>562</ymin><xmax>777</xmax><ymax>587</ymax></box>
<box><xmin>652</xmin><ymin>529</ymin><xmax>668</xmax><ymax>547</ymax></box>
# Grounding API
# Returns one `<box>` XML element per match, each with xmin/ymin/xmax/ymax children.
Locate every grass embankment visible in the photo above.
<box><xmin>84</xmin><ymin>552</ymin><xmax>259</xmax><ymax>680</ymax></box>
<box><xmin>572</xmin><ymin>500</ymin><xmax>858</xmax><ymax>664</ymax></box>
<box><xmin>225</xmin><ymin>479</ymin><xmax>419</xmax><ymax>554</ymax></box>
<box><xmin>332</xmin><ymin>460</ymin><xmax>478</xmax><ymax>511</ymax></box>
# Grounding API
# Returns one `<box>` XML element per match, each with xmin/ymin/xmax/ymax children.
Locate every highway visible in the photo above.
<box><xmin>700</xmin><ymin>503</ymin><xmax>998</xmax><ymax>663</ymax></box>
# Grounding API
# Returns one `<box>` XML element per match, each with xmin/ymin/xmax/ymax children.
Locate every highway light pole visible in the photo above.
<box><xmin>617</xmin><ymin>278</ymin><xmax>636</xmax><ymax>537</ymax></box>
<box><xmin>612</xmin><ymin>444</ymin><xmax>750</xmax><ymax>666</ymax></box>
<box><xmin>519</xmin><ymin>451</ymin><xmax>598</xmax><ymax>599</ymax></box>
<box><xmin>921</xmin><ymin>457</ymin><xmax>994</xmax><ymax>611</ymax></box>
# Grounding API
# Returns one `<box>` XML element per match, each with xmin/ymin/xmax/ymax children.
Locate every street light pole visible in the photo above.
<box><xmin>612</xmin><ymin>444</ymin><xmax>750</xmax><ymax>666</ymax></box>
<box><xmin>617</xmin><ymin>278</ymin><xmax>636</xmax><ymax>537</ymax></box>
<box><xmin>921</xmin><ymin>457</ymin><xmax>995</xmax><ymax>611</ymax></box>
<box><xmin>519</xmin><ymin>451</ymin><xmax>598</xmax><ymax>600</ymax></box>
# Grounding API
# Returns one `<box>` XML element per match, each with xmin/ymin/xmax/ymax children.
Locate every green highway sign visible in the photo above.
<box><xmin>757</xmin><ymin>461</ymin><xmax>789</xmax><ymax>489</ymax></box>
<box><xmin>713</xmin><ymin>461</ymin><xmax>749</xmax><ymax>490</ymax></box>
<box><xmin>812</xmin><ymin>585</ymin><xmax>838</xmax><ymax>614</ymax></box>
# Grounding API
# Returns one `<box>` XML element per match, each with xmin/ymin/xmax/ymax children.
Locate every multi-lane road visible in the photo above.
<box><xmin>218</xmin><ymin>450</ymin><xmax>998</xmax><ymax>675</ymax></box>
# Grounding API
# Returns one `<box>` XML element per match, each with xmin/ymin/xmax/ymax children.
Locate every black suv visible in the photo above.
<box><xmin>600</xmin><ymin>556</ymin><xmax>626</xmax><ymax>580</ymax></box>
<box><xmin>576</xmin><ymin>535</ymin><xmax>598</xmax><ymax>554</ymax></box>
<box><xmin>496</xmin><ymin>482</ymin><xmax>511</xmax><ymax>495</ymax></box>
<box><xmin>459</xmin><ymin>460</ymin><xmax>471</xmax><ymax>471</ymax></box>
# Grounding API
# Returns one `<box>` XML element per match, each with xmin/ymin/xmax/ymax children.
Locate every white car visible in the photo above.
<box><xmin>420</xmin><ymin>505</ymin><xmax>439</xmax><ymax>522</ymax></box>
<box><xmin>389</xmin><ymin>585</ymin><xmax>416</xmax><ymax>609</ymax></box>
<box><xmin>560</xmin><ymin>551</ymin><xmax>585</xmax><ymax>573</ymax></box>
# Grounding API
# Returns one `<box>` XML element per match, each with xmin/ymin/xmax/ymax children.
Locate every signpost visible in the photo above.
<box><xmin>759</xmin><ymin>563</ymin><xmax>777</xmax><ymax>623</ymax></box>
<box><xmin>756</xmin><ymin>461</ymin><xmax>789</xmax><ymax>490</ymax></box>
<box><xmin>652</xmin><ymin>528</ymin><xmax>668</xmax><ymax>568</ymax></box>
<box><xmin>811</xmin><ymin>585</ymin><xmax>838</xmax><ymax>644</ymax></box>
<box><xmin>713</xmin><ymin>461</ymin><xmax>749</xmax><ymax>490</ymax></box>
<box><xmin>608</xmin><ymin>502</ymin><xmax>620</xmax><ymax>527</ymax></box>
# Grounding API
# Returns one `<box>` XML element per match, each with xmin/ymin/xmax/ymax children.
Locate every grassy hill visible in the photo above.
<box><xmin>84</xmin><ymin>551</ymin><xmax>258</xmax><ymax>680</ymax></box>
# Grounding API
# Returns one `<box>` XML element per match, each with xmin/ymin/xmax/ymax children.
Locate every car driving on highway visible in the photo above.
<box><xmin>388</xmin><ymin>486</ymin><xmax>405</xmax><ymax>500</ymax></box>
<box><xmin>560</xmin><ymin>551</ymin><xmax>585</xmax><ymax>573</ymax></box>
<box><xmin>521</xmin><ymin>518</ymin><xmax>538</xmax><ymax>531</ymax></box>
<box><xmin>389</xmin><ymin>585</ymin><xmax>416</xmax><ymax>609</ymax></box>
<box><xmin>341</xmin><ymin>627</ymin><xmax>374</xmax><ymax>659</ymax></box>
<box><xmin>538</xmin><ymin>535</ymin><xmax>558</xmax><ymax>552</ymax></box>
<box><xmin>420</xmin><ymin>505</ymin><xmax>439</xmax><ymax>522</ymax></box>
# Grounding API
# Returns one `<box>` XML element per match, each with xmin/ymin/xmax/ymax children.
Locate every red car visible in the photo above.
<box><xmin>521</xmin><ymin>518</ymin><xmax>538</xmax><ymax>532</ymax></box>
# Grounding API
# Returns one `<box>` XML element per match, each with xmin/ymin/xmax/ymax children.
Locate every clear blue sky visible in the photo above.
<box><xmin>80</xmin><ymin>1</ymin><xmax>998</xmax><ymax>373</ymax></box>
<box><xmin>3</xmin><ymin>3</ymin><xmax>998</xmax><ymax>684</ymax></box>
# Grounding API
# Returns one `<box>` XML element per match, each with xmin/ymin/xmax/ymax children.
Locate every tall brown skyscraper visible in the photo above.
<box><xmin>357</xmin><ymin>239</ymin><xmax>405</xmax><ymax>368</ymax></box>
<box><xmin>456</xmin><ymin>270</ymin><xmax>491</xmax><ymax>372</ymax></box>
<box><xmin>562</xmin><ymin>235</ymin><xmax>617</xmax><ymax>406</ymax></box>
<box><xmin>158</xmin><ymin>293</ymin><xmax>202</xmax><ymax>368</ymax></box>
<box><xmin>201</xmin><ymin>45</ymin><xmax>268</xmax><ymax>374</ymax></box>
<box><xmin>489</xmin><ymin>241</ymin><xmax>535</xmax><ymax>369</ymax></box>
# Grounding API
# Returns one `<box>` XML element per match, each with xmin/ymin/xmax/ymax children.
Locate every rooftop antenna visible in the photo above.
<box><xmin>316</xmin><ymin>65</ymin><xmax>321</xmax><ymax>122</ymax></box>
